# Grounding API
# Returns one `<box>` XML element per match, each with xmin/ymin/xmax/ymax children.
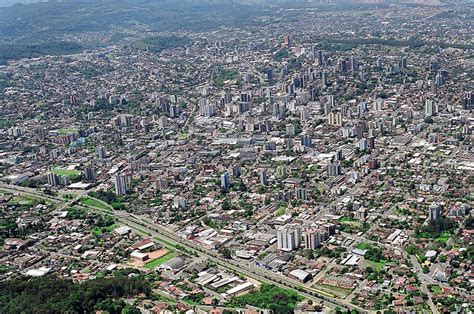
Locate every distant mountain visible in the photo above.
<box><xmin>0</xmin><ymin>0</ymin><xmax>271</xmax><ymax>62</ymax></box>
<box><xmin>0</xmin><ymin>0</ymin><xmax>47</xmax><ymax>7</ymax></box>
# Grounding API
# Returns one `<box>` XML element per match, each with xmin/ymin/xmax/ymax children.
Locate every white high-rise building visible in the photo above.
<box><xmin>425</xmin><ymin>100</ymin><xmax>437</xmax><ymax>117</ymax></box>
<box><xmin>304</xmin><ymin>228</ymin><xmax>321</xmax><ymax>250</ymax></box>
<box><xmin>277</xmin><ymin>225</ymin><xmax>301</xmax><ymax>251</ymax></box>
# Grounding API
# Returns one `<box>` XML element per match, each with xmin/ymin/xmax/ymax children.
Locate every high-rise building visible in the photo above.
<box><xmin>36</xmin><ymin>126</ymin><xmax>46</xmax><ymax>141</ymax></box>
<box><xmin>463</xmin><ymin>92</ymin><xmax>473</xmax><ymax>110</ymax></box>
<box><xmin>220</xmin><ymin>172</ymin><xmax>230</xmax><ymax>190</ymax></box>
<box><xmin>317</xmin><ymin>50</ymin><xmax>324</xmax><ymax>66</ymax></box>
<box><xmin>83</xmin><ymin>166</ymin><xmax>97</xmax><ymax>181</ymax></box>
<box><xmin>169</xmin><ymin>104</ymin><xmax>179</xmax><ymax>118</ymax></box>
<box><xmin>246</xmin><ymin>116</ymin><xmax>255</xmax><ymax>132</ymax></box>
<box><xmin>9</xmin><ymin>127</ymin><xmax>22</xmax><ymax>138</ymax></box>
<box><xmin>69</xmin><ymin>94</ymin><xmax>77</xmax><ymax>105</ymax></box>
<box><xmin>327</xmin><ymin>112</ymin><xmax>342</xmax><ymax>126</ymax></box>
<box><xmin>200</xmin><ymin>100</ymin><xmax>215</xmax><ymax>117</ymax></box>
<box><xmin>333</xmin><ymin>148</ymin><xmax>343</xmax><ymax>162</ymax></box>
<box><xmin>232</xmin><ymin>165</ymin><xmax>241</xmax><ymax>178</ymax></box>
<box><xmin>114</xmin><ymin>173</ymin><xmax>131</xmax><ymax>195</ymax></box>
<box><xmin>429</xmin><ymin>59</ymin><xmax>438</xmax><ymax>72</ymax></box>
<box><xmin>327</xmin><ymin>161</ymin><xmax>341</xmax><ymax>177</ymax></box>
<box><xmin>425</xmin><ymin>100</ymin><xmax>436</xmax><ymax>117</ymax></box>
<box><xmin>359</xmin><ymin>138</ymin><xmax>368</xmax><ymax>151</ymax></box>
<box><xmin>243</xmin><ymin>72</ymin><xmax>251</xmax><ymax>83</ymax></box>
<box><xmin>368</xmin><ymin>136</ymin><xmax>375</xmax><ymax>149</ymax></box>
<box><xmin>173</xmin><ymin>196</ymin><xmax>186</xmax><ymax>209</ymax></box>
<box><xmin>260</xmin><ymin>169</ymin><xmax>268</xmax><ymax>186</ymax></box>
<box><xmin>120</xmin><ymin>115</ymin><xmax>132</xmax><ymax>127</ymax></box>
<box><xmin>304</xmin><ymin>228</ymin><xmax>321</xmax><ymax>249</ymax></box>
<box><xmin>286</xmin><ymin>123</ymin><xmax>295</xmax><ymax>136</ymax></box>
<box><xmin>48</xmin><ymin>173</ymin><xmax>60</xmax><ymax>187</ymax></box>
<box><xmin>428</xmin><ymin>204</ymin><xmax>441</xmax><ymax>221</ymax></box>
<box><xmin>266</xmin><ymin>68</ymin><xmax>273</xmax><ymax>83</ymax></box>
<box><xmin>338</xmin><ymin>57</ymin><xmax>349</xmax><ymax>73</ymax></box>
<box><xmin>401</xmin><ymin>56</ymin><xmax>407</xmax><ymax>69</ymax></box>
<box><xmin>39</xmin><ymin>146</ymin><xmax>47</xmax><ymax>155</ymax></box>
<box><xmin>349</xmin><ymin>56</ymin><xmax>358</xmax><ymax>71</ymax></box>
<box><xmin>96</xmin><ymin>146</ymin><xmax>107</xmax><ymax>160</ymax></box>
<box><xmin>264</xmin><ymin>141</ymin><xmax>276</xmax><ymax>151</ymax></box>
<box><xmin>435</xmin><ymin>71</ymin><xmax>443</xmax><ymax>86</ymax></box>
<box><xmin>50</xmin><ymin>149</ymin><xmax>60</xmax><ymax>159</ymax></box>
<box><xmin>376</xmin><ymin>57</ymin><xmax>383</xmax><ymax>69</ymax></box>
<box><xmin>321</xmin><ymin>71</ymin><xmax>327</xmax><ymax>87</ymax></box>
<box><xmin>296</xmin><ymin>188</ymin><xmax>307</xmax><ymax>201</ymax></box>
<box><xmin>429</xmin><ymin>80</ymin><xmax>437</xmax><ymax>94</ymax></box>
<box><xmin>48</xmin><ymin>173</ymin><xmax>68</xmax><ymax>186</ymax></box>
<box><xmin>300</xmin><ymin>107</ymin><xmax>309</xmax><ymax>122</ymax></box>
<box><xmin>300</xmin><ymin>134</ymin><xmax>312</xmax><ymax>147</ymax></box>
<box><xmin>277</xmin><ymin>225</ymin><xmax>301</xmax><ymax>251</ymax></box>
<box><xmin>327</xmin><ymin>95</ymin><xmax>335</xmax><ymax>108</ymax></box>
<box><xmin>109</xmin><ymin>95</ymin><xmax>118</xmax><ymax>105</ymax></box>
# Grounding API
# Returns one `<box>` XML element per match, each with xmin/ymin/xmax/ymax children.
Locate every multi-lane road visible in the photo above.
<box><xmin>0</xmin><ymin>183</ymin><xmax>367</xmax><ymax>313</ymax></box>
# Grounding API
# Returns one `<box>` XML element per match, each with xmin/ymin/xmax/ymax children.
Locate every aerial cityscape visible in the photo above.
<box><xmin>0</xmin><ymin>0</ymin><xmax>472</xmax><ymax>313</ymax></box>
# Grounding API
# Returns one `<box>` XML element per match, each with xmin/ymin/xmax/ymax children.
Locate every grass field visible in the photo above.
<box><xmin>144</xmin><ymin>252</ymin><xmax>175</xmax><ymax>269</ymax></box>
<box><xmin>57</xmin><ymin>128</ymin><xmax>77</xmax><ymax>134</ymax></box>
<box><xmin>9</xmin><ymin>195</ymin><xmax>40</xmax><ymax>205</ymax></box>
<box><xmin>52</xmin><ymin>168</ymin><xmax>81</xmax><ymax>177</ymax></box>
<box><xmin>357</xmin><ymin>242</ymin><xmax>371</xmax><ymax>250</ymax></box>
<box><xmin>339</xmin><ymin>216</ymin><xmax>357</xmax><ymax>222</ymax></box>
<box><xmin>81</xmin><ymin>197</ymin><xmax>111</xmax><ymax>210</ymax></box>
<box><xmin>340</xmin><ymin>217</ymin><xmax>362</xmax><ymax>227</ymax></box>
<box><xmin>274</xmin><ymin>206</ymin><xmax>286</xmax><ymax>217</ymax></box>
<box><xmin>368</xmin><ymin>260</ymin><xmax>387</xmax><ymax>272</ymax></box>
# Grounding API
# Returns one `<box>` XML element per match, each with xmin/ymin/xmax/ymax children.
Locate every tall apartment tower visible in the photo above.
<box><xmin>277</xmin><ymin>225</ymin><xmax>302</xmax><ymax>252</ymax></box>
<box><xmin>220</xmin><ymin>172</ymin><xmax>230</xmax><ymax>190</ymax></box>
<box><xmin>83</xmin><ymin>166</ymin><xmax>97</xmax><ymax>181</ymax></box>
<box><xmin>428</xmin><ymin>204</ymin><xmax>441</xmax><ymax>221</ymax></box>
<box><xmin>114</xmin><ymin>173</ymin><xmax>131</xmax><ymax>195</ymax></box>
<box><xmin>96</xmin><ymin>146</ymin><xmax>107</xmax><ymax>160</ymax></box>
<box><xmin>304</xmin><ymin>228</ymin><xmax>321</xmax><ymax>250</ymax></box>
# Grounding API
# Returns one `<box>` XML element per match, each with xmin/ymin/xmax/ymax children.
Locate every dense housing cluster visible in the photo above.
<box><xmin>0</xmin><ymin>1</ymin><xmax>473</xmax><ymax>313</ymax></box>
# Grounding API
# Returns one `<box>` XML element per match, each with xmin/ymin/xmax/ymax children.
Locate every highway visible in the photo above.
<box><xmin>0</xmin><ymin>183</ymin><xmax>366</xmax><ymax>313</ymax></box>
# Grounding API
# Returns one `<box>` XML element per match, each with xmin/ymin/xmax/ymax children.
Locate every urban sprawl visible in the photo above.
<box><xmin>0</xmin><ymin>2</ymin><xmax>473</xmax><ymax>314</ymax></box>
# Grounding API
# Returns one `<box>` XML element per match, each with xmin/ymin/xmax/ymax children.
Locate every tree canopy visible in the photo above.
<box><xmin>0</xmin><ymin>275</ymin><xmax>150</xmax><ymax>313</ymax></box>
